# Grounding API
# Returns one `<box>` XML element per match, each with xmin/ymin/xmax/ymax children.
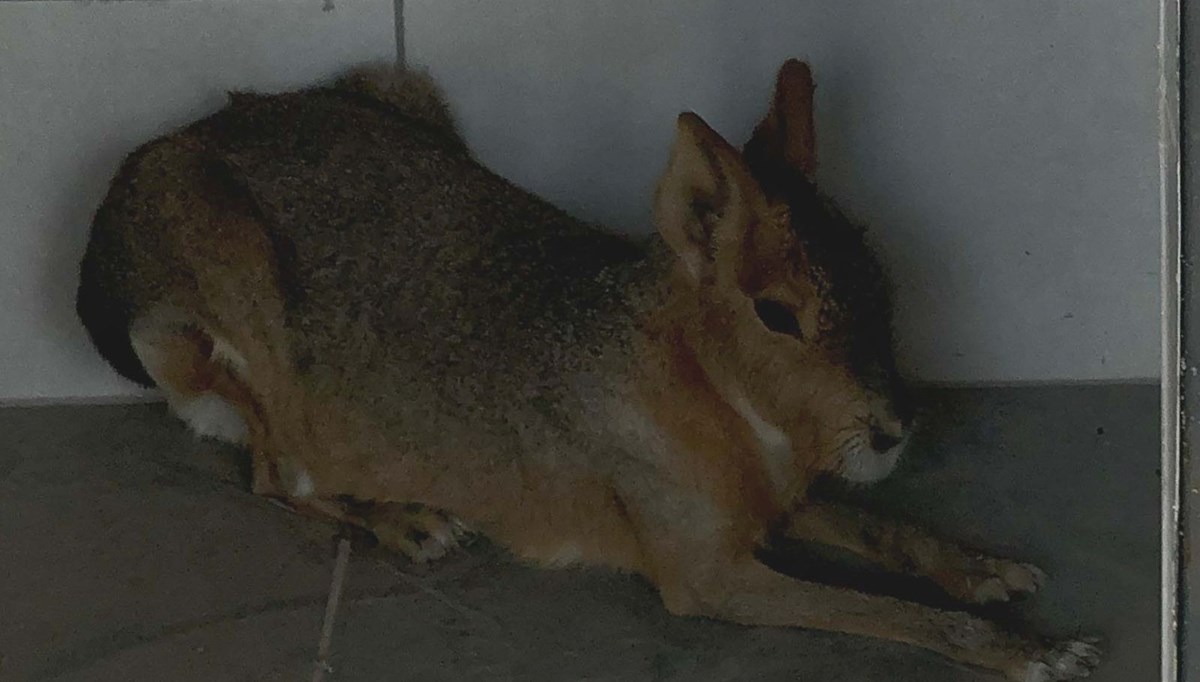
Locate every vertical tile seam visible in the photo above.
<box><xmin>394</xmin><ymin>0</ymin><xmax>405</xmax><ymax>67</ymax></box>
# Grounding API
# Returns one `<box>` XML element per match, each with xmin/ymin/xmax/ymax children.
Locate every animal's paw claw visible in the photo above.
<box><xmin>1020</xmin><ymin>638</ymin><xmax>1102</xmax><ymax>681</ymax></box>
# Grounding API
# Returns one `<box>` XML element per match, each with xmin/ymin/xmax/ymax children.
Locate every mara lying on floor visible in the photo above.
<box><xmin>76</xmin><ymin>59</ymin><xmax>1099</xmax><ymax>680</ymax></box>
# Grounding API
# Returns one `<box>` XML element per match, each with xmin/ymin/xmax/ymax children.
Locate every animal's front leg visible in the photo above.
<box><xmin>780</xmin><ymin>501</ymin><xmax>1044</xmax><ymax>605</ymax></box>
<box><xmin>661</xmin><ymin>559</ymin><xmax>1098</xmax><ymax>682</ymax></box>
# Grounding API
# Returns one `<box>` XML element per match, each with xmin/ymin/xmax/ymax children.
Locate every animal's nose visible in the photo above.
<box><xmin>869</xmin><ymin>427</ymin><xmax>903</xmax><ymax>452</ymax></box>
<box><xmin>891</xmin><ymin>389</ymin><xmax>916</xmax><ymax>429</ymax></box>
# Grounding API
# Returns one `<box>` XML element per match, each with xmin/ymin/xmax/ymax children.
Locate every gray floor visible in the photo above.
<box><xmin>0</xmin><ymin>385</ymin><xmax>1159</xmax><ymax>681</ymax></box>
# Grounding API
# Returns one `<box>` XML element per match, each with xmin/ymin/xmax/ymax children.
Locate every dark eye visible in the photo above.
<box><xmin>753</xmin><ymin>299</ymin><xmax>803</xmax><ymax>338</ymax></box>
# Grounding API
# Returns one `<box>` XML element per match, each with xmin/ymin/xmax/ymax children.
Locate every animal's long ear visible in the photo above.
<box><xmin>744</xmin><ymin>59</ymin><xmax>817</xmax><ymax>176</ymax></box>
<box><xmin>654</xmin><ymin>112</ymin><xmax>770</xmax><ymax>283</ymax></box>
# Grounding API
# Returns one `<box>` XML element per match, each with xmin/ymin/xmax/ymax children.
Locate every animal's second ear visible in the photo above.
<box><xmin>745</xmin><ymin>59</ymin><xmax>818</xmax><ymax>176</ymax></box>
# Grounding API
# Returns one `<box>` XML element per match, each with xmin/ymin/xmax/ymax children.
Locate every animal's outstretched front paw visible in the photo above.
<box><xmin>966</xmin><ymin>559</ymin><xmax>1047</xmax><ymax>605</ymax></box>
<box><xmin>367</xmin><ymin>503</ymin><xmax>471</xmax><ymax>563</ymax></box>
<box><xmin>1016</xmin><ymin>638</ymin><xmax>1102</xmax><ymax>681</ymax></box>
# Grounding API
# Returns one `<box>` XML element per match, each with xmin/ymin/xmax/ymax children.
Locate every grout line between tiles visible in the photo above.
<box><xmin>394</xmin><ymin>0</ymin><xmax>405</xmax><ymax>67</ymax></box>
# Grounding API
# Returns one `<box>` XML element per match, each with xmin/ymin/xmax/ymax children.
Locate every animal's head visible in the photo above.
<box><xmin>654</xmin><ymin>59</ymin><xmax>913</xmax><ymax>493</ymax></box>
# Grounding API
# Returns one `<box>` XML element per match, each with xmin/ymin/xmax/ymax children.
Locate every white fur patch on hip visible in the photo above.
<box><xmin>173</xmin><ymin>392</ymin><xmax>248</xmax><ymax>445</ymax></box>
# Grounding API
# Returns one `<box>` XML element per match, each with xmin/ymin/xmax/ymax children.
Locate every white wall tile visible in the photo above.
<box><xmin>2</xmin><ymin>0</ymin><xmax>1164</xmax><ymax>401</ymax></box>
<box><xmin>408</xmin><ymin>1</ymin><xmax>1163</xmax><ymax>383</ymax></box>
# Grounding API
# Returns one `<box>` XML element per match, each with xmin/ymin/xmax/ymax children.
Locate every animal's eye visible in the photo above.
<box><xmin>691</xmin><ymin>199</ymin><xmax>719</xmax><ymax>228</ymax></box>
<box><xmin>753</xmin><ymin>299</ymin><xmax>803</xmax><ymax>338</ymax></box>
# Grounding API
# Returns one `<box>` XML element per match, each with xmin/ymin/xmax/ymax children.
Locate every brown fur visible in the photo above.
<box><xmin>75</xmin><ymin>60</ymin><xmax>1098</xmax><ymax>680</ymax></box>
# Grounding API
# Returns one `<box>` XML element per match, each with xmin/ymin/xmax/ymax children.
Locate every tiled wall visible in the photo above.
<box><xmin>408</xmin><ymin>0</ymin><xmax>1164</xmax><ymax>384</ymax></box>
<box><xmin>0</xmin><ymin>0</ymin><xmax>396</xmax><ymax>401</ymax></box>
<box><xmin>0</xmin><ymin>1</ymin><xmax>1163</xmax><ymax>400</ymax></box>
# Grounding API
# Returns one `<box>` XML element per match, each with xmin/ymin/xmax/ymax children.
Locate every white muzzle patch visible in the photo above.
<box><xmin>839</xmin><ymin>434</ymin><xmax>907</xmax><ymax>484</ymax></box>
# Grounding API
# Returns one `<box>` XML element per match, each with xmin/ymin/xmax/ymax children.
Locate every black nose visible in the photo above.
<box><xmin>870</xmin><ymin>428</ymin><xmax>903</xmax><ymax>452</ymax></box>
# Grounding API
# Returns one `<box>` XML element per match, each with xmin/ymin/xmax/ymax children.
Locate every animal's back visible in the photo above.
<box><xmin>87</xmin><ymin>73</ymin><xmax>658</xmax><ymax>457</ymax></box>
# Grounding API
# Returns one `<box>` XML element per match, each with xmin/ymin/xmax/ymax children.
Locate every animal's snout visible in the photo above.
<box><xmin>838</xmin><ymin>412</ymin><xmax>908</xmax><ymax>483</ymax></box>
<box><xmin>867</xmin><ymin>375</ymin><xmax>914</xmax><ymax>453</ymax></box>
<box><xmin>886</xmin><ymin>380</ymin><xmax>916</xmax><ymax>429</ymax></box>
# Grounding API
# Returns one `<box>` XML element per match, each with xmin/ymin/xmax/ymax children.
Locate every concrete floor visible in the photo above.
<box><xmin>0</xmin><ymin>385</ymin><xmax>1159</xmax><ymax>681</ymax></box>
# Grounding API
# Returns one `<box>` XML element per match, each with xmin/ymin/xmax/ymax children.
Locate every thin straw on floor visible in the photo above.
<box><xmin>312</xmin><ymin>535</ymin><xmax>352</xmax><ymax>682</ymax></box>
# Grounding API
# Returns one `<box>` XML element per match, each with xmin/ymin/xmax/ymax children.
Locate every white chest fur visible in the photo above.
<box><xmin>726</xmin><ymin>391</ymin><xmax>793</xmax><ymax>493</ymax></box>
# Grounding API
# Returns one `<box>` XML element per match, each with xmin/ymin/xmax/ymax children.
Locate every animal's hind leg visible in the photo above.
<box><xmin>130</xmin><ymin>315</ymin><xmax>286</xmax><ymax>496</ymax></box>
<box><xmin>130</xmin><ymin>316</ymin><xmax>253</xmax><ymax>446</ymax></box>
<box><xmin>340</xmin><ymin>500</ymin><xmax>471</xmax><ymax>562</ymax></box>
<box><xmin>202</xmin><ymin>368</ymin><xmax>471</xmax><ymax>562</ymax></box>
<box><xmin>268</xmin><ymin>497</ymin><xmax>470</xmax><ymax>563</ymax></box>
<box><xmin>129</xmin><ymin>315</ymin><xmax>467</xmax><ymax>561</ymax></box>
